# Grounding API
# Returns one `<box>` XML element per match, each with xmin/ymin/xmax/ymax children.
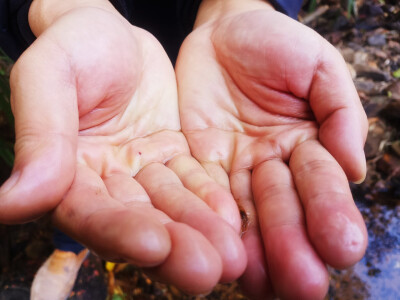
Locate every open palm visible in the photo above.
<box><xmin>177</xmin><ymin>9</ymin><xmax>368</xmax><ymax>299</ymax></box>
<box><xmin>0</xmin><ymin>8</ymin><xmax>245</xmax><ymax>293</ymax></box>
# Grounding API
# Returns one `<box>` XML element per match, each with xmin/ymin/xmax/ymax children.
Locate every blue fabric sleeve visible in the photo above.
<box><xmin>0</xmin><ymin>0</ymin><xmax>304</xmax><ymax>61</ymax></box>
<box><xmin>53</xmin><ymin>229</ymin><xmax>85</xmax><ymax>254</ymax></box>
<box><xmin>269</xmin><ymin>0</ymin><xmax>304</xmax><ymax>19</ymax></box>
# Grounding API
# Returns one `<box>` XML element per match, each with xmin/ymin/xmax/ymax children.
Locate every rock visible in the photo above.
<box><xmin>391</xmin><ymin>140</ymin><xmax>400</xmax><ymax>157</ymax></box>
<box><xmin>368</xmin><ymin>33</ymin><xmax>387</xmax><ymax>46</ymax></box>
<box><xmin>376</xmin><ymin>153</ymin><xmax>400</xmax><ymax>177</ymax></box>
<box><xmin>359</xmin><ymin>3</ymin><xmax>385</xmax><ymax>17</ymax></box>
<box><xmin>364</xmin><ymin>96</ymin><xmax>388</xmax><ymax>117</ymax></box>
<box><xmin>340</xmin><ymin>47</ymin><xmax>355</xmax><ymax>62</ymax></box>
<box><xmin>386</xmin><ymin>81</ymin><xmax>400</xmax><ymax>100</ymax></box>
<box><xmin>379</xmin><ymin>99</ymin><xmax>400</xmax><ymax>127</ymax></box>
<box><xmin>354</xmin><ymin>51</ymin><xmax>369</xmax><ymax>65</ymax></box>
<box><xmin>347</xmin><ymin>63</ymin><xmax>357</xmax><ymax>79</ymax></box>
<box><xmin>369</xmin><ymin>48</ymin><xmax>388</xmax><ymax>60</ymax></box>
<box><xmin>365</xmin><ymin>134</ymin><xmax>382</xmax><ymax>159</ymax></box>
<box><xmin>355</xmin><ymin>79</ymin><xmax>380</xmax><ymax>95</ymax></box>
<box><xmin>333</xmin><ymin>15</ymin><xmax>352</xmax><ymax>31</ymax></box>
<box><xmin>356</xmin><ymin>16</ymin><xmax>382</xmax><ymax>30</ymax></box>
<box><xmin>365</xmin><ymin>118</ymin><xmax>388</xmax><ymax>159</ymax></box>
<box><xmin>354</xmin><ymin>64</ymin><xmax>391</xmax><ymax>81</ymax></box>
<box><xmin>388</xmin><ymin>40</ymin><xmax>400</xmax><ymax>54</ymax></box>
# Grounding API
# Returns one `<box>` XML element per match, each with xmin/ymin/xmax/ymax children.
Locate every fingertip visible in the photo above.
<box><xmin>152</xmin><ymin>222</ymin><xmax>222</xmax><ymax>295</ymax></box>
<box><xmin>319</xmin><ymin>111</ymin><xmax>367</xmax><ymax>184</ymax></box>
<box><xmin>239</xmin><ymin>230</ymin><xmax>274</xmax><ymax>300</ymax></box>
<box><xmin>309</xmin><ymin>206</ymin><xmax>368</xmax><ymax>269</ymax></box>
<box><xmin>217</xmin><ymin>228</ymin><xmax>247</xmax><ymax>283</ymax></box>
<box><xmin>180</xmin><ymin>209</ymin><xmax>247</xmax><ymax>283</ymax></box>
<box><xmin>267</xmin><ymin>227</ymin><xmax>329</xmax><ymax>300</ymax></box>
<box><xmin>81</xmin><ymin>209</ymin><xmax>172</xmax><ymax>267</ymax></box>
<box><xmin>351</xmin><ymin>156</ymin><xmax>367</xmax><ymax>184</ymax></box>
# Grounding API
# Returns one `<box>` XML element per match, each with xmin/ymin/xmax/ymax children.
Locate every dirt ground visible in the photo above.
<box><xmin>0</xmin><ymin>1</ymin><xmax>399</xmax><ymax>299</ymax></box>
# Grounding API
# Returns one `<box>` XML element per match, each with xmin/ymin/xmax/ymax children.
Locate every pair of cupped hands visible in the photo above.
<box><xmin>0</xmin><ymin>0</ymin><xmax>368</xmax><ymax>299</ymax></box>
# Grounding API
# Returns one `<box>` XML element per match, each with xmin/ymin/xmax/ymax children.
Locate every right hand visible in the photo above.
<box><xmin>0</xmin><ymin>4</ymin><xmax>246</xmax><ymax>293</ymax></box>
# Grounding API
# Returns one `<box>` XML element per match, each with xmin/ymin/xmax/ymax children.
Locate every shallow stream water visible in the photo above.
<box><xmin>328</xmin><ymin>192</ymin><xmax>400</xmax><ymax>299</ymax></box>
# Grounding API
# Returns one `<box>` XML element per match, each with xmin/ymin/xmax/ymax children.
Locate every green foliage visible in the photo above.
<box><xmin>0</xmin><ymin>139</ymin><xmax>14</xmax><ymax>167</ymax></box>
<box><xmin>0</xmin><ymin>49</ymin><xmax>15</xmax><ymax>168</ymax></box>
<box><xmin>0</xmin><ymin>52</ymin><xmax>13</xmax><ymax>125</ymax></box>
<box><xmin>346</xmin><ymin>0</ymin><xmax>355</xmax><ymax>18</ymax></box>
<box><xmin>393</xmin><ymin>68</ymin><xmax>400</xmax><ymax>78</ymax></box>
<box><xmin>307</xmin><ymin>0</ymin><xmax>356</xmax><ymax>17</ymax></box>
<box><xmin>308</xmin><ymin>0</ymin><xmax>318</xmax><ymax>13</ymax></box>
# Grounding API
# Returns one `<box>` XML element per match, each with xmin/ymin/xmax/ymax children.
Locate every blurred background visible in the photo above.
<box><xmin>0</xmin><ymin>0</ymin><xmax>399</xmax><ymax>299</ymax></box>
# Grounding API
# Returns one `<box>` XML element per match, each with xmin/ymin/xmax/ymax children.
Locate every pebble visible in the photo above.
<box><xmin>379</xmin><ymin>99</ymin><xmax>400</xmax><ymax>127</ymax></box>
<box><xmin>387</xmin><ymin>81</ymin><xmax>400</xmax><ymax>100</ymax></box>
<box><xmin>354</xmin><ymin>64</ymin><xmax>391</xmax><ymax>81</ymax></box>
<box><xmin>355</xmin><ymin>79</ymin><xmax>379</xmax><ymax>95</ymax></box>
<box><xmin>368</xmin><ymin>34</ymin><xmax>387</xmax><ymax>46</ymax></box>
<box><xmin>340</xmin><ymin>47</ymin><xmax>355</xmax><ymax>62</ymax></box>
<box><xmin>354</xmin><ymin>51</ymin><xmax>369</xmax><ymax>65</ymax></box>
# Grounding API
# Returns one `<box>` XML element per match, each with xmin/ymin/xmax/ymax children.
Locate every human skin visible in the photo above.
<box><xmin>0</xmin><ymin>0</ymin><xmax>247</xmax><ymax>293</ymax></box>
<box><xmin>176</xmin><ymin>0</ymin><xmax>369</xmax><ymax>299</ymax></box>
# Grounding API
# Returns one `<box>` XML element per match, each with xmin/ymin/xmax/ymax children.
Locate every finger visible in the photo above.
<box><xmin>230</xmin><ymin>169</ymin><xmax>274</xmax><ymax>300</ymax></box>
<box><xmin>310</xmin><ymin>43</ymin><xmax>368</xmax><ymax>183</ymax></box>
<box><xmin>252</xmin><ymin>160</ymin><xmax>329</xmax><ymax>300</ymax></box>
<box><xmin>104</xmin><ymin>173</ymin><xmax>171</xmax><ymax>224</ymax></box>
<box><xmin>136</xmin><ymin>163</ymin><xmax>247</xmax><ymax>283</ymax></box>
<box><xmin>146</xmin><ymin>222</ymin><xmax>223</xmax><ymax>295</ymax></box>
<box><xmin>100</xmin><ymin>173</ymin><xmax>224</xmax><ymax>293</ymax></box>
<box><xmin>290</xmin><ymin>140</ymin><xmax>368</xmax><ymax>269</ymax></box>
<box><xmin>103</xmin><ymin>173</ymin><xmax>151</xmax><ymax>206</ymax></box>
<box><xmin>0</xmin><ymin>41</ymin><xmax>78</xmax><ymax>223</ymax></box>
<box><xmin>166</xmin><ymin>154</ymin><xmax>241</xmax><ymax>232</ymax></box>
<box><xmin>201</xmin><ymin>161</ymin><xmax>230</xmax><ymax>189</ymax></box>
<box><xmin>52</xmin><ymin>165</ymin><xmax>171</xmax><ymax>267</ymax></box>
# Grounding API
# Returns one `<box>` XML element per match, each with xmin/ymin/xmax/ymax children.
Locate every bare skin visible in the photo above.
<box><xmin>0</xmin><ymin>0</ymin><xmax>369</xmax><ymax>298</ymax></box>
<box><xmin>0</xmin><ymin>1</ymin><xmax>246</xmax><ymax>293</ymax></box>
<box><xmin>176</xmin><ymin>0</ymin><xmax>369</xmax><ymax>299</ymax></box>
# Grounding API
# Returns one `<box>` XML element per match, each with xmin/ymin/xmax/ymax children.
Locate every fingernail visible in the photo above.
<box><xmin>0</xmin><ymin>171</ymin><xmax>20</xmax><ymax>195</ymax></box>
<box><xmin>353</xmin><ymin>176</ymin><xmax>365</xmax><ymax>184</ymax></box>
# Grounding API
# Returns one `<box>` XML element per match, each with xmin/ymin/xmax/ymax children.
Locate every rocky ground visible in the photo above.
<box><xmin>1</xmin><ymin>1</ymin><xmax>399</xmax><ymax>299</ymax></box>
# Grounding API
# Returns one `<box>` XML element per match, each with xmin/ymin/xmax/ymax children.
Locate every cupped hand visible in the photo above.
<box><xmin>176</xmin><ymin>8</ymin><xmax>368</xmax><ymax>299</ymax></box>
<box><xmin>0</xmin><ymin>7</ymin><xmax>246</xmax><ymax>293</ymax></box>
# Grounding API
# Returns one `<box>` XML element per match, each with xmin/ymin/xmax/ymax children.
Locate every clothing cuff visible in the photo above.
<box><xmin>268</xmin><ymin>0</ymin><xmax>304</xmax><ymax>19</ymax></box>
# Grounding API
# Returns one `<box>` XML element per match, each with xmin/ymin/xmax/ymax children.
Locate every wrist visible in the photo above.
<box><xmin>28</xmin><ymin>0</ymin><xmax>119</xmax><ymax>36</ymax></box>
<box><xmin>194</xmin><ymin>0</ymin><xmax>274</xmax><ymax>29</ymax></box>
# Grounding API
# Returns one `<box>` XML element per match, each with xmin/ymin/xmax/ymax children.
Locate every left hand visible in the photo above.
<box><xmin>176</xmin><ymin>2</ymin><xmax>368</xmax><ymax>299</ymax></box>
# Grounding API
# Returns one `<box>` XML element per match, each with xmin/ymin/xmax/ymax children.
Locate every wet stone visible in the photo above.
<box><xmin>391</xmin><ymin>140</ymin><xmax>400</xmax><ymax>157</ymax></box>
<box><xmin>379</xmin><ymin>99</ymin><xmax>400</xmax><ymax>127</ymax></box>
<box><xmin>364</xmin><ymin>96</ymin><xmax>389</xmax><ymax>117</ymax></box>
<box><xmin>365</xmin><ymin>134</ymin><xmax>382</xmax><ymax>159</ymax></box>
<box><xmin>339</xmin><ymin>47</ymin><xmax>355</xmax><ymax>62</ymax></box>
<box><xmin>387</xmin><ymin>81</ymin><xmax>400</xmax><ymax>100</ymax></box>
<box><xmin>354</xmin><ymin>64</ymin><xmax>391</xmax><ymax>81</ymax></box>
<box><xmin>376</xmin><ymin>153</ymin><xmax>400</xmax><ymax>177</ymax></box>
<box><xmin>368</xmin><ymin>33</ymin><xmax>387</xmax><ymax>46</ymax></box>
<box><xmin>354</xmin><ymin>51</ymin><xmax>369</xmax><ymax>65</ymax></box>
<box><xmin>355</xmin><ymin>79</ymin><xmax>381</xmax><ymax>95</ymax></box>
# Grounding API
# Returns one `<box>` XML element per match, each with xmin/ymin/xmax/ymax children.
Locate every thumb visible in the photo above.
<box><xmin>0</xmin><ymin>40</ymin><xmax>78</xmax><ymax>224</ymax></box>
<box><xmin>309</xmin><ymin>44</ymin><xmax>368</xmax><ymax>183</ymax></box>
